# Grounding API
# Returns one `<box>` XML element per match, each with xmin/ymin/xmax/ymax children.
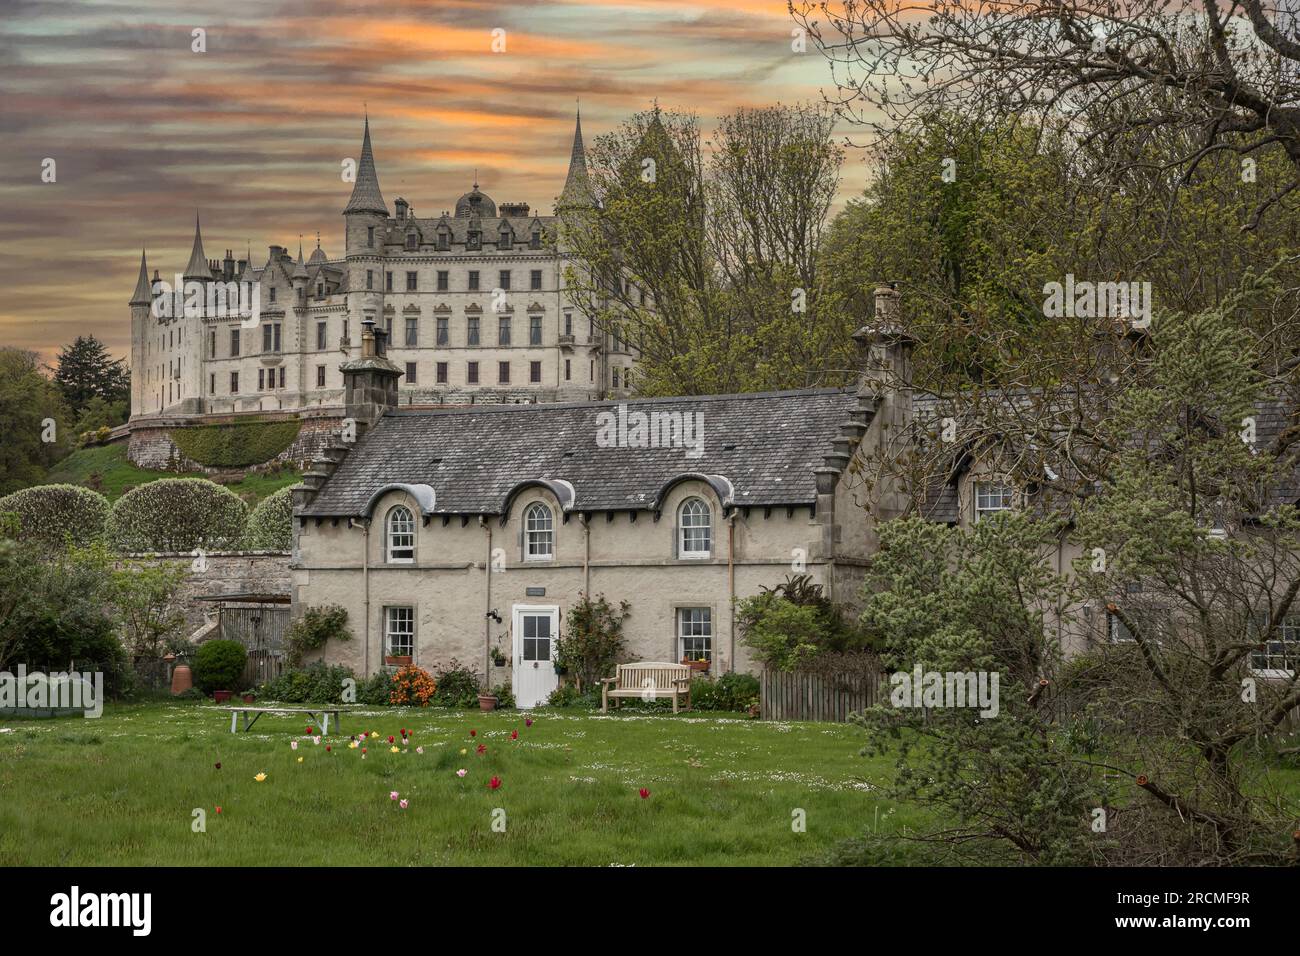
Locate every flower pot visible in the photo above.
<box><xmin>241</xmin><ymin>693</ymin><xmax>256</xmax><ymax>703</ymax></box>
<box><xmin>478</xmin><ymin>695</ymin><xmax>499</xmax><ymax>712</ymax></box>
<box><xmin>683</xmin><ymin>659</ymin><xmax>710</xmax><ymax>673</ymax></box>
<box><xmin>385</xmin><ymin>655</ymin><xmax>413</xmax><ymax>667</ymax></box>
<box><xmin>213</xmin><ymin>690</ymin><xmax>233</xmax><ymax>703</ymax></box>
<box><xmin>170</xmin><ymin>663</ymin><xmax>193</xmax><ymax>696</ymax></box>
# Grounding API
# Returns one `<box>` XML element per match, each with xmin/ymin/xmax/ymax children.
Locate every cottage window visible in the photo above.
<box><xmin>1250</xmin><ymin>615</ymin><xmax>1300</xmax><ymax>675</ymax></box>
<box><xmin>523</xmin><ymin>503</ymin><xmax>553</xmax><ymax>560</ymax></box>
<box><xmin>385</xmin><ymin>606</ymin><xmax>414</xmax><ymax>658</ymax></box>
<box><xmin>678</xmin><ymin>607</ymin><xmax>712</xmax><ymax>662</ymax></box>
<box><xmin>679</xmin><ymin>498</ymin><xmax>711</xmax><ymax>558</ymax></box>
<box><xmin>974</xmin><ymin>481</ymin><xmax>1015</xmax><ymax>521</ymax></box>
<box><xmin>386</xmin><ymin>506</ymin><xmax>415</xmax><ymax>563</ymax></box>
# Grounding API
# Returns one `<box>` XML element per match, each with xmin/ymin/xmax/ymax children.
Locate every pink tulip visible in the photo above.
<box><xmin>399</xmin><ymin>799</ymin><xmax>408</xmax><ymax>809</ymax></box>
<box><xmin>389</xmin><ymin>791</ymin><xmax>399</xmax><ymax>801</ymax></box>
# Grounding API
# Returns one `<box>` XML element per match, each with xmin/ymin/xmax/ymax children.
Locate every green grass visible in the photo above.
<box><xmin>44</xmin><ymin>444</ymin><xmax>300</xmax><ymax>503</ymax></box>
<box><xmin>0</xmin><ymin>701</ymin><xmax>918</xmax><ymax>866</ymax></box>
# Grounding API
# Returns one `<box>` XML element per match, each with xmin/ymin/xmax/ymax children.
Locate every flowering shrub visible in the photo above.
<box><xmin>106</xmin><ymin>478</ymin><xmax>248</xmax><ymax>552</ymax></box>
<box><xmin>242</xmin><ymin>486</ymin><xmax>295</xmax><ymax>551</ymax></box>
<box><xmin>0</xmin><ymin>484</ymin><xmax>110</xmax><ymax>549</ymax></box>
<box><xmin>389</xmin><ymin>664</ymin><xmax>437</xmax><ymax>706</ymax></box>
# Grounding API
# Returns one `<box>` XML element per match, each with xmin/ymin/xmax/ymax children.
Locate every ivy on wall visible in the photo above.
<box><xmin>169</xmin><ymin>420</ymin><xmax>301</xmax><ymax>468</ymax></box>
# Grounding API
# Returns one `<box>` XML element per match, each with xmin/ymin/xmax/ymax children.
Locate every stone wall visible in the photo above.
<box><xmin>126</xmin><ymin>410</ymin><xmax>346</xmax><ymax>471</ymax></box>
<box><xmin>117</xmin><ymin>551</ymin><xmax>293</xmax><ymax>638</ymax></box>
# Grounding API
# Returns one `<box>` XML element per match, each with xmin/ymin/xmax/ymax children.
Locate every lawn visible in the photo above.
<box><xmin>0</xmin><ymin>701</ymin><xmax>916</xmax><ymax>866</ymax></box>
<box><xmin>43</xmin><ymin>444</ymin><xmax>300</xmax><ymax>502</ymax></box>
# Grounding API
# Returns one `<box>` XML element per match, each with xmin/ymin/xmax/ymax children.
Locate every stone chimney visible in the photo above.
<box><xmin>853</xmin><ymin>282</ymin><xmax>914</xmax><ymax>401</ymax></box>
<box><xmin>340</xmin><ymin>317</ymin><xmax>402</xmax><ymax>428</ymax></box>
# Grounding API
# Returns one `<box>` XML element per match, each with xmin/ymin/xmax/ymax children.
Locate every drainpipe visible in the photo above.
<box><xmin>581</xmin><ymin>513</ymin><xmax>591</xmax><ymax>595</ymax></box>
<box><xmin>482</xmin><ymin>516</ymin><xmax>492</xmax><ymax>680</ymax></box>
<box><xmin>361</xmin><ymin>519</ymin><xmax>371</xmax><ymax>675</ymax></box>
<box><xmin>727</xmin><ymin>511</ymin><xmax>736</xmax><ymax>674</ymax></box>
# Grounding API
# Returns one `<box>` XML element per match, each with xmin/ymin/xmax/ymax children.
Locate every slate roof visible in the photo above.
<box><xmin>301</xmin><ymin>388</ymin><xmax>859</xmax><ymax>517</ymax></box>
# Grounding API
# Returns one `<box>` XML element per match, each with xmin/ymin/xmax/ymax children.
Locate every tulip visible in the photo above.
<box><xmin>399</xmin><ymin>799</ymin><xmax>408</xmax><ymax>809</ymax></box>
<box><xmin>476</xmin><ymin>744</ymin><xmax>486</xmax><ymax>754</ymax></box>
<box><xmin>489</xmin><ymin>776</ymin><xmax>501</xmax><ymax>790</ymax></box>
<box><xmin>215</xmin><ymin>806</ymin><xmax>222</xmax><ymax>814</ymax></box>
<box><xmin>510</xmin><ymin>730</ymin><xmax>518</xmax><ymax>740</ymax></box>
<box><xmin>390</xmin><ymin>746</ymin><xmax>400</xmax><ymax>753</ymax></box>
<box><xmin>456</xmin><ymin>769</ymin><xmax>467</xmax><ymax>778</ymax></box>
<box><xmin>214</xmin><ymin>762</ymin><xmax>222</xmax><ymax>770</ymax></box>
<box><xmin>254</xmin><ymin>772</ymin><xmax>267</xmax><ymax>782</ymax></box>
<box><xmin>291</xmin><ymin>740</ymin><xmax>298</xmax><ymax>750</ymax></box>
<box><xmin>297</xmin><ymin>756</ymin><xmax>304</xmax><ymax>763</ymax></box>
<box><xmin>390</xmin><ymin>791</ymin><xmax>399</xmax><ymax>800</ymax></box>
<box><xmin>639</xmin><ymin>788</ymin><xmax>650</xmax><ymax>799</ymax></box>
<box><xmin>525</xmin><ymin>718</ymin><xmax>533</xmax><ymax>728</ymax></box>
<box><xmin>416</xmin><ymin>746</ymin><xmax>424</xmax><ymax>755</ymax></box>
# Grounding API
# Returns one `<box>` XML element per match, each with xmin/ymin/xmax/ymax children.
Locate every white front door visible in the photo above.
<box><xmin>512</xmin><ymin>605</ymin><xmax>560</xmax><ymax>709</ymax></box>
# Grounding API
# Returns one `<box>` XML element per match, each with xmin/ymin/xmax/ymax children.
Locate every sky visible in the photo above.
<box><xmin>0</xmin><ymin>0</ymin><xmax>869</xmax><ymax>364</ymax></box>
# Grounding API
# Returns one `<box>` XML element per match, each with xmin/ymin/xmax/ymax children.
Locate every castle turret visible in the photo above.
<box><xmin>183</xmin><ymin>215</ymin><xmax>213</xmax><ymax>281</ymax></box>
<box><xmin>343</xmin><ymin>116</ymin><xmax>388</xmax><ymax>351</ymax></box>
<box><xmin>129</xmin><ymin>249</ymin><xmax>152</xmax><ymax>416</ymax></box>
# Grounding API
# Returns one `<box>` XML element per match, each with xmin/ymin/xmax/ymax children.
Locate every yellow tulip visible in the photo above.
<box><xmin>297</xmin><ymin>757</ymin><xmax>304</xmax><ymax>763</ymax></box>
<box><xmin>390</xmin><ymin>746</ymin><xmax>399</xmax><ymax>753</ymax></box>
<box><xmin>254</xmin><ymin>772</ymin><xmax>267</xmax><ymax>782</ymax></box>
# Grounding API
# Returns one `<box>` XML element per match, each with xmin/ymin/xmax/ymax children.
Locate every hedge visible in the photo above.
<box><xmin>169</xmin><ymin>420</ymin><xmax>301</xmax><ymax>468</ymax></box>
<box><xmin>242</xmin><ymin>485</ymin><xmax>295</xmax><ymax>551</ymax></box>
<box><xmin>107</xmin><ymin>478</ymin><xmax>248</xmax><ymax>552</ymax></box>
<box><xmin>0</xmin><ymin>484</ymin><xmax>110</xmax><ymax>549</ymax></box>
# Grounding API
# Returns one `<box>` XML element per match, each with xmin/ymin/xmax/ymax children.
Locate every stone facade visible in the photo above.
<box><xmin>117</xmin><ymin>551</ymin><xmax>292</xmax><ymax>638</ymax></box>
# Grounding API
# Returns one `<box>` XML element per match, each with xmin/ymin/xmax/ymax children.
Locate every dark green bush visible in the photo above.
<box><xmin>258</xmin><ymin>662</ymin><xmax>356</xmax><ymax>704</ymax></box>
<box><xmin>192</xmin><ymin>639</ymin><xmax>248</xmax><ymax>694</ymax></box>
<box><xmin>170</xmin><ymin>420</ymin><xmax>301</xmax><ymax>468</ymax></box>
<box><xmin>690</xmin><ymin>672</ymin><xmax>761</xmax><ymax>711</ymax></box>
<box><xmin>545</xmin><ymin>684</ymin><xmax>601</xmax><ymax>709</ymax></box>
<box><xmin>431</xmin><ymin>659</ymin><xmax>483</xmax><ymax>708</ymax></box>
<box><xmin>490</xmin><ymin>681</ymin><xmax>515</xmax><ymax>709</ymax></box>
<box><xmin>357</xmin><ymin>670</ymin><xmax>394</xmax><ymax>705</ymax></box>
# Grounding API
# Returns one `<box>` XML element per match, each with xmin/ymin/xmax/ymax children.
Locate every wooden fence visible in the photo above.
<box><xmin>218</xmin><ymin>605</ymin><xmax>290</xmax><ymax>690</ymax></box>
<box><xmin>760</xmin><ymin>669</ymin><xmax>888</xmax><ymax>722</ymax></box>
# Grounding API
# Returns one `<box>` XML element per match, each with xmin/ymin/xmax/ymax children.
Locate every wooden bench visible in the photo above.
<box><xmin>228</xmin><ymin>706</ymin><xmax>343</xmax><ymax>735</ymax></box>
<box><xmin>600</xmin><ymin>662</ymin><xmax>693</xmax><ymax>714</ymax></box>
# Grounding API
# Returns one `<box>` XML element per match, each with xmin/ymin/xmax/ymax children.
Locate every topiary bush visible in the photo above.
<box><xmin>192</xmin><ymin>639</ymin><xmax>248</xmax><ymax>694</ymax></box>
<box><xmin>0</xmin><ymin>484</ymin><xmax>110</xmax><ymax>549</ymax></box>
<box><xmin>243</xmin><ymin>485</ymin><xmax>296</xmax><ymax>551</ymax></box>
<box><xmin>170</xmin><ymin>420</ymin><xmax>301</xmax><ymax>468</ymax></box>
<box><xmin>106</xmin><ymin>478</ymin><xmax>248</xmax><ymax>552</ymax></box>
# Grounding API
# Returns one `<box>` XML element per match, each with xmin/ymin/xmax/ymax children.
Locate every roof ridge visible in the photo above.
<box><xmin>385</xmin><ymin>387</ymin><xmax>854</xmax><ymax>419</ymax></box>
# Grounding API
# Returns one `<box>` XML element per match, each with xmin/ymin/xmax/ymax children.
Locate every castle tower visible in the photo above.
<box><xmin>129</xmin><ymin>249</ymin><xmax>152</xmax><ymax>416</ymax></box>
<box><xmin>343</xmin><ymin>116</ymin><xmax>389</xmax><ymax>351</ymax></box>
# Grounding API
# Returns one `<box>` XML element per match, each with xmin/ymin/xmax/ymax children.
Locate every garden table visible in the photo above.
<box><xmin>228</xmin><ymin>706</ymin><xmax>342</xmax><ymax>735</ymax></box>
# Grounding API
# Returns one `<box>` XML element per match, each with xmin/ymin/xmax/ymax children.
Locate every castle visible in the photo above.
<box><xmin>128</xmin><ymin>112</ymin><xmax>635</xmax><ymax>428</ymax></box>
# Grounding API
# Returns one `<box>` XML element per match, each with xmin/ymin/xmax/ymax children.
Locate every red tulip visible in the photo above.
<box><xmin>525</xmin><ymin>718</ymin><xmax>533</xmax><ymax>728</ymax></box>
<box><xmin>476</xmin><ymin>744</ymin><xmax>486</xmax><ymax>754</ymax></box>
<box><xmin>470</xmin><ymin>729</ymin><xmax>477</xmax><ymax>737</ymax></box>
<box><xmin>388</xmin><ymin>735</ymin><xmax>394</xmax><ymax>744</ymax></box>
<box><xmin>401</xmin><ymin>728</ymin><xmax>407</xmax><ymax>736</ymax></box>
<box><xmin>639</xmin><ymin>788</ymin><xmax>650</xmax><ymax>799</ymax></box>
<box><xmin>510</xmin><ymin>730</ymin><xmax>518</xmax><ymax>740</ymax></box>
<box><xmin>214</xmin><ymin>762</ymin><xmax>222</xmax><ymax>770</ymax></box>
<box><xmin>306</xmin><ymin>727</ymin><xmax>313</xmax><ymax>735</ymax></box>
<box><xmin>325</xmin><ymin>745</ymin><xmax>332</xmax><ymax>752</ymax></box>
<box><xmin>215</xmin><ymin>806</ymin><xmax>222</xmax><ymax>814</ymax></box>
<box><xmin>489</xmin><ymin>776</ymin><xmax>501</xmax><ymax>790</ymax></box>
<box><xmin>362</xmin><ymin>747</ymin><xmax>367</xmax><ymax>754</ymax></box>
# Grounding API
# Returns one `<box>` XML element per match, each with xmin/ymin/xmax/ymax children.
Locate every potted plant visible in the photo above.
<box><xmin>477</xmin><ymin>691</ymin><xmax>499</xmax><ymax>712</ymax></box>
<box><xmin>385</xmin><ymin>654</ymin><xmax>413</xmax><ymax>667</ymax></box>
<box><xmin>240</xmin><ymin>689</ymin><xmax>257</xmax><ymax>703</ymax></box>
<box><xmin>213</xmin><ymin>689</ymin><xmax>234</xmax><ymax>703</ymax></box>
<box><xmin>682</xmin><ymin>656</ymin><xmax>710</xmax><ymax>673</ymax></box>
<box><xmin>490</xmin><ymin>647</ymin><xmax>507</xmax><ymax>667</ymax></box>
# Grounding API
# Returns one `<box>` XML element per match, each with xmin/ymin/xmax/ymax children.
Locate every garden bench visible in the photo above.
<box><xmin>228</xmin><ymin>706</ymin><xmax>343</xmax><ymax>735</ymax></box>
<box><xmin>600</xmin><ymin>662</ymin><xmax>693</xmax><ymax>714</ymax></box>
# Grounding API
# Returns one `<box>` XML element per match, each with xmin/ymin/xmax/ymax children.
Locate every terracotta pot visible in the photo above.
<box><xmin>170</xmin><ymin>664</ymin><xmax>193</xmax><ymax>696</ymax></box>
<box><xmin>385</xmin><ymin>655</ymin><xmax>413</xmax><ymax>667</ymax></box>
<box><xmin>478</xmin><ymin>695</ymin><xmax>498</xmax><ymax>712</ymax></box>
<box><xmin>213</xmin><ymin>690</ymin><xmax>233</xmax><ymax>703</ymax></box>
<box><xmin>241</xmin><ymin>693</ymin><xmax>256</xmax><ymax>703</ymax></box>
<box><xmin>683</xmin><ymin>659</ymin><xmax>710</xmax><ymax>673</ymax></box>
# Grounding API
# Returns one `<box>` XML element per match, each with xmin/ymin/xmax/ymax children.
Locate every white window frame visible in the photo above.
<box><xmin>523</xmin><ymin>502</ymin><xmax>554</xmax><ymax>561</ymax></box>
<box><xmin>678</xmin><ymin>607</ymin><xmax>713</xmax><ymax>662</ymax></box>
<box><xmin>385</xmin><ymin>505</ymin><xmax>415</xmax><ymax>563</ymax></box>
<box><xmin>974</xmin><ymin>480</ymin><xmax>1015</xmax><ymax>522</ymax></box>
<box><xmin>1250</xmin><ymin>615</ymin><xmax>1299</xmax><ymax>678</ymax></box>
<box><xmin>385</xmin><ymin>605</ymin><xmax>414</xmax><ymax>658</ymax></box>
<box><xmin>678</xmin><ymin>497</ymin><xmax>712</xmax><ymax>559</ymax></box>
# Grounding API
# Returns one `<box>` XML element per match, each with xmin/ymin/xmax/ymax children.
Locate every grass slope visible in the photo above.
<box><xmin>43</xmin><ymin>444</ymin><xmax>299</xmax><ymax>503</ymax></box>
<box><xmin>0</xmin><ymin>702</ymin><xmax>918</xmax><ymax>866</ymax></box>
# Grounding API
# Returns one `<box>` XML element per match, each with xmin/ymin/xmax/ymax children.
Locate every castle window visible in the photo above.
<box><xmin>317</xmin><ymin>322</ymin><xmax>327</xmax><ymax>350</ymax></box>
<box><xmin>279</xmin><ymin>367</ymin><xmax>285</xmax><ymax>388</ymax></box>
<box><xmin>974</xmin><ymin>481</ymin><xmax>1015</xmax><ymax>522</ymax></box>
<box><xmin>437</xmin><ymin>270</ymin><xmax>449</xmax><ymax>292</ymax></box>
<box><xmin>386</xmin><ymin>506</ymin><xmax>415</xmax><ymax>563</ymax></box>
<box><xmin>530</xmin><ymin>231</ymin><xmax>541</xmax><ymax>250</ymax></box>
<box><xmin>565</xmin><ymin>359</ymin><xmax>571</xmax><ymax>381</ymax></box>
<box><xmin>498</xmin><ymin>270</ymin><xmax>511</xmax><ymax>291</ymax></box>
<box><xmin>529</xmin><ymin>315</ymin><xmax>542</xmax><ymax>346</ymax></box>
<box><xmin>612</xmin><ymin>367</ymin><xmax>620</xmax><ymax>389</ymax></box>
<box><xmin>406</xmin><ymin>316</ymin><xmax>419</xmax><ymax>346</ymax></box>
<box><xmin>468</xmin><ymin>316</ymin><xmax>480</xmax><ymax>346</ymax></box>
<box><xmin>263</xmin><ymin>323</ymin><xmax>281</xmax><ymax>353</ymax></box>
<box><xmin>230</xmin><ymin>371</ymin><xmax>239</xmax><ymax>393</ymax></box>
<box><xmin>209</xmin><ymin>373</ymin><xmax>215</xmax><ymax>394</ymax></box>
<box><xmin>468</xmin><ymin>271</ymin><xmax>480</xmax><ymax>292</ymax></box>
<box><xmin>366</xmin><ymin>270</ymin><xmax>374</xmax><ymax>291</ymax></box>
<box><xmin>468</xmin><ymin>361</ymin><xmax>479</xmax><ymax>384</ymax></box>
<box><xmin>498</xmin><ymin>227</ymin><xmax>512</xmax><ymax>250</ymax></box>
<box><xmin>406</xmin><ymin>271</ymin><xmax>417</xmax><ymax>292</ymax></box>
<box><xmin>530</xmin><ymin>361</ymin><xmax>541</xmax><ymax>384</ymax></box>
<box><xmin>258</xmin><ymin>369</ymin><xmax>265</xmax><ymax>390</ymax></box>
<box><xmin>318</xmin><ymin>283</ymin><xmax>325</xmax><ymax>297</ymax></box>
<box><xmin>406</xmin><ymin>232</ymin><xmax>418</xmax><ymax>251</ymax></box>
<box><xmin>564</xmin><ymin>313</ymin><xmax>572</xmax><ymax>336</ymax></box>
<box><xmin>230</xmin><ymin>329</ymin><xmax>240</xmax><ymax>357</ymax></box>
<box><xmin>523</xmin><ymin>503</ymin><xmax>553</xmax><ymax>561</ymax></box>
<box><xmin>436</xmin><ymin>316</ymin><xmax>448</xmax><ymax>346</ymax></box>
<box><xmin>437</xmin><ymin>230</ymin><xmax>449</xmax><ymax>251</ymax></box>
<box><xmin>468</xmin><ymin>230</ymin><xmax>481</xmax><ymax>250</ymax></box>
<box><xmin>678</xmin><ymin>607</ymin><xmax>712</xmax><ymax>661</ymax></box>
<box><xmin>316</xmin><ymin>365</ymin><xmax>325</xmax><ymax>387</ymax></box>
<box><xmin>436</xmin><ymin>362</ymin><xmax>448</xmax><ymax>384</ymax></box>
<box><xmin>530</xmin><ymin>270</ymin><xmax>542</xmax><ymax>291</ymax></box>
<box><xmin>625</xmin><ymin>368</ymin><xmax>633</xmax><ymax>390</ymax></box>
<box><xmin>679</xmin><ymin>498</ymin><xmax>711</xmax><ymax>558</ymax></box>
<box><xmin>269</xmin><ymin>287</ymin><xmax>276</xmax><ymax>303</ymax></box>
<box><xmin>208</xmin><ymin>331</ymin><xmax>215</xmax><ymax>358</ymax></box>
<box><xmin>405</xmin><ymin>362</ymin><xmax>417</xmax><ymax>384</ymax></box>
<box><xmin>498</xmin><ymin>316</ymin><xmax>511</xmax><ymax>346</ymax></box>
<box><xmin>498</xmin><ymin>361</ymin><xmax>510</xmax><ymax>384</ymax></box>
<box><xmin>367</xmin><ymin>226</ymin><xmax>374</xmax><ymax>247</ymax></box>
<box><xmin>385</xmin><ymin>606</ymin><xmax>414</xmax><ymax>657</ymax></box>
<box><xmin>385</xmin><ymin>272</ymin><xmax>392</xmax><ymax>292</ymax></box>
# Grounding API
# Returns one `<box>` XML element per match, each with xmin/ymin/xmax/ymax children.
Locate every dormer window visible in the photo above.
<box><xmin>386</xmin><ymin>506</ymin><xmax>415</xmax><ymax>563</ymax></box>
<box><xmin>523</xmin><ymin>503</ymin><xmax>554</xmax><ymax>561</ymax></box>
<box><xmin>499</xmin><ymin>227</ymin><xmax>512</xmax><ymax>250</ymax></box>
<box><xmin>678</xmin><ymin>498</ymin><xmax>711</xmax><ymax>558</ymax></box>
<box><xmin>406</xmin><ymin>232</ymin><xmax>418</xmax><ymax>251</ymax></box>
<box><xmin>468</xmin><ymin>231</ymin><xmax>481</xmax><ymax>251</ymax></box>
<box><xmin>530</xmin><ymin>231</ymin><xmax>541</xmax><ymax>250</ymax></box>
<box><xmin>438</xmin><ymin>230</ymin><xmax>450</xmax><ymax>251</ymax></box>
<box><xmin>974</xmin><ymin>481</ymin><xmax>1015</xmax><ymax>521</ymax></box>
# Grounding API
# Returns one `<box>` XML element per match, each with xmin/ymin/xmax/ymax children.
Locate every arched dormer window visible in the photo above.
<box><xmin>523</xmin><ymin>502</ymin><xmax>554</xmax><ymax>560</ymax></box>
<box><xmin>386</xmin><ymin>505</ymin><xmax>415</xmax><ymax>562</ymax></box>
<box><xmin>678</xmin><ymin>497</ymin><xmax>711</xmax><ymax>558</ymax></box>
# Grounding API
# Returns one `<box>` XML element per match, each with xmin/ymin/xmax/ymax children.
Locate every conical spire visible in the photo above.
<box><xmin>559</xmin><ymin>107</ymin><xmax>594</xmax><ymax>208</ymax></box>
<box><xmin>343</xmin><ymin>115</ymin><xmax>389</xmax><ymax>216</ymax></box>
<box><xmin>292</xmin><ymin>239</ymin><xmax>309</xmax><ymax>280</ymax></box>
<box><xmin>129</xmin><ymin>249</ymin><xmax>152</xmax><ymax>305</ymax></box>
<box><xmin>183</xmin><ymin>215</ymin><xmax>212</xmax><ymax>281</ymax></box>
